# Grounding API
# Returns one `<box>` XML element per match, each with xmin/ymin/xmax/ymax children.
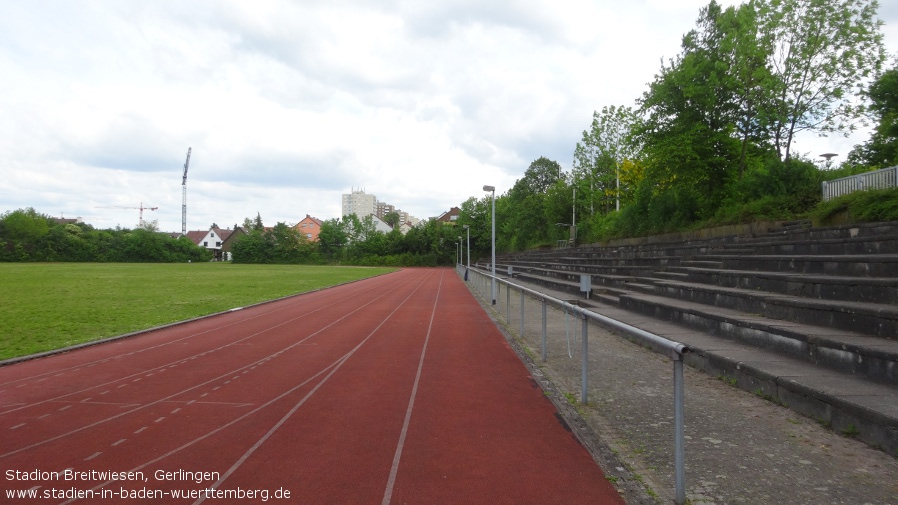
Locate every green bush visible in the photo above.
<box><xmin>811</xmin><ymin>187</ymin><xmax>898</xmax><ymax>225</ymax></box>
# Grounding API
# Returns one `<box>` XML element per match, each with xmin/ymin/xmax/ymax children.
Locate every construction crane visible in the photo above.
<box><xmin>95</xmin><ymin>202</ymin><xmax>158</xmax><ymax>227</ymax></box>
<box><xmin>182</xmin><ymin>147</ymin><xmax>191</xmax><ymax>235</ymax></box>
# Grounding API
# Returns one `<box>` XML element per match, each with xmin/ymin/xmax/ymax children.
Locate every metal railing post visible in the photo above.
<box><xmin>674</xmin><ymin>356</ymin><xmax>686</xmax><ymax>505</ymax></box>
<box><xmin>581</xmin><ymin>314</ymin><xmax>588</xmax><ymax>403</ymax></box>
<box><xmin>520</xmin><ymin>290</ymin><xmax>525</xmax><ymax>337</ymax></box>
<box><xmin>541</xmin><ymin>299</ymin><xmax>547</xmax><ymax>362</ymax></box>
<box><xmin>506</xmin><ymin>283</ymin><xmax>510</xmax><ymax>322</ymax></box>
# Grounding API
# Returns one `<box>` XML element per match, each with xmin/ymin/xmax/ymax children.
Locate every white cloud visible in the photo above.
<box><xmin>1</xmin><ymin>0</ymin><xmax>895</xmax><ymax>232</ymax></box>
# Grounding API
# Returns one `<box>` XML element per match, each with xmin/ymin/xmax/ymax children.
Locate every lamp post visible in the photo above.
<box><xmin>463</xmin><ymin>224</ymin><xmax>470</xmax><ymax>281</ymax></box>
<box><xmin>483</xmin><ymin>185</ymin><xmax>496</xmax><ymax>304</ymax></box>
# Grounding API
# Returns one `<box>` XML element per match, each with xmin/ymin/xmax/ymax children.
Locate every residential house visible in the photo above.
<box><xmin>187</xmin><ymin>226</ymin><xmax>239</xmax><ymax>261</ymax></box>
<box><xmin>220</xmin><ymin>227</ymin><xmax>247</xmax><ymax>260</ymax></box>
<box><xmin>435</xmin><ymin>206</ymin><xmax>460</xmax><ymax>224</ymax></box>
<box><xmin>370</xmin><ymin>215</ymin><xmax>393</xmax><ymax>234</ymax></box>
<box><xmin>295</xmin><ymin>214</ymin><xmax>323</xmax><ymax>241</ymax></box>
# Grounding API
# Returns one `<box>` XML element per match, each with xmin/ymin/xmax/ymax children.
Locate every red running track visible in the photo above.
<box><xmin>1</xmin><ymin>268</ymin><xmax>625</xmax><ymax>504</ymax></box>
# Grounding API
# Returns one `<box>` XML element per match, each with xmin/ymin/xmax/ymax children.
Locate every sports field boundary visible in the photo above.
<box><xmin>0</xmin><ymin>269</ymin><xmax>395</xmax><ymax>368</ymax></box>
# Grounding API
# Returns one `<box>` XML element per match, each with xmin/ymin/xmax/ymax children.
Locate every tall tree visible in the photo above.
<box><xmin>720</xmin><ymin>1</ymin><xmax>778</xmax><ymax>177</ymax></box>
<box><xmin>573</xmin><ymin>105</ymin><xmax>640</xmax><ymax>213</ymax></box>
<box><xmin>505</xmin><ymin>157</ymin><xmax>563</xmax><ymax>249</ymax></box>
<box><xmin>383</xmin><ymin>211</ymin><xmax>401</xmax><ymax>228</ymax></box>
<box><xmin>759</xmin><ymin>0</ymin><xmax>887</xmax><ymax>160</ymax></box>
<box><xmin>636</xmin><ymin>1</ymin><xmax>744</xmax><ymax>216</ymax></box>
<box><xmin>846</xmin><ymin>62</ymin><xmax>898</xmax><ymax>168</ymax></box>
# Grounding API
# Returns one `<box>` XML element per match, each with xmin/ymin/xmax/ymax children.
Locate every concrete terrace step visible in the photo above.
<box><xmin>711</xmin><ymin>254</ymin><xmax>898</xmax><ymax>277</ymax></box>
<box><xmin>626</xmin><ymin>277</ymin><xmax>898</xmax><ymax>338</ymax></box>
<box><xmin>669</xmin><ymin>266</ymin><xmax>898</xmax><ymax>304</ymax></box>
<box><xmin>739</xmin><ymin>234</ymin><xmax>898</xmax><ymax>256</ymax></box>
<box><xmin>617</xmin><ymin>291</ymin><xmax>898</xmax><ymax>385</ymax></box>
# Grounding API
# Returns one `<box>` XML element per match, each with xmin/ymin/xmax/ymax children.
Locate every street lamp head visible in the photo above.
<box><xmin>463</xmin><ymin>224</ymin><xmax>469</xmax><ymax>229</ymax></box>
<box><xmin>483</xmin><ymin>185</ymin><xmax>495</xmax><ymax>192</ymax></box>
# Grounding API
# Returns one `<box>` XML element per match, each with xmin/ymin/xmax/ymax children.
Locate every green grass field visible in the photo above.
<box><xmin>0</xmin><ymin>263</ymin><xmax>396</xmax><ymax>361</ymax></box>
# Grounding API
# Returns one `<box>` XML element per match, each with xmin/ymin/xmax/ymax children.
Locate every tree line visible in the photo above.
<box><xmin>0</xmin><ymin>208</ymin><xmax>212</xmax><ymax>262</ymax></box>
<box><xmin>462</xmin><ymin>0</ymin><xmax>897</xmax><ymax>253</ymax></box>
<box><xmin>230</xmin><ymin>213</ymin><xmax>464</xmax><ymax>266</ymax></box>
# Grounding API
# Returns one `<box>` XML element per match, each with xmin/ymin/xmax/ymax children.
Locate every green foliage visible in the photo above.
<box><xmin>0</xmin><ymin>208</ymin><xmax>51</xmax><ymax>242</ymax></box>
<box><xmin>0</xmin><ymin>209</ymin><xmax>212</xmax><ymax>263</ymax></box>
<box><xmin>846</xmin><ymin>63</ymin><xmax>898</xmax><ymax>169</ymax></box>
<box><xmin>233</xmin><ymin>213</ymin><xmax>462</xmax><ymax>266</ymax></box>
<box><xmin>496</xmin><ymin>157</ymin><xmax>565</xmax><ymax>250</ymax></box>
<box><xmin>811</xmin><ymin>187</ymin><xmax>898</xmax><ymax>225</ymax></box>
<box><xmin>232</xmin><ymin>222</ymin><xmax>320</xmax><ymax>264</ymax></box>
<box><xmin>758</xmin><ymin>0</ymin><xmax>886</xmax><ymax>160</ymax></box>
<box><xmin>574</xmin><ymin>106</ymin><xmax>640</xmax><ymax>215</ymax></box>
<box><xmin>503</xmin><ymin>157</ymin><xmax>565</xmax><ymax>250</ymax></box>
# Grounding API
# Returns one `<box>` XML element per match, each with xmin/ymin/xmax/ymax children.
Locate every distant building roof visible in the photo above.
<box><xmin>435</xmin><ymin>206</ymin><xmax>460</xmax><ymax>223</ymax></box>
<box><xmin>185</xmin><ymin>230</ymin><xmax>208</xmax><ymax>245</ymax></box>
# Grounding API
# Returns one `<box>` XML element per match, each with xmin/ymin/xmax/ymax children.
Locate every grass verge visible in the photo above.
<box><xmin>0</xmin><ymin>263</ymin><xmax>395</xmax><ymax>360</ymax></box>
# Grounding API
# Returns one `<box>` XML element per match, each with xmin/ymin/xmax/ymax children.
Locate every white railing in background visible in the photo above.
<box><xmin>822</xmin><ymin>165</ymin><xmax>898</xmax><ymax>201</ymax></box>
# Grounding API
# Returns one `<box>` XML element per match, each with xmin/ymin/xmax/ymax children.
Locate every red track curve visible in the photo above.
<box><xmin>1</xmin><ymin>268</ymin><xmax>624</xmax><ymax>504</ymax></box>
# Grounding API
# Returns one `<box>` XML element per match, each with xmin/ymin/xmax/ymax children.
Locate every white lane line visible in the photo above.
<box><xmin>134</xmin><ymin>427</ymin><xmax>147</xmax><ymax>434</ymax></box>
<box><xmin>111</xmin><ymin>439</ymin><xmax>126</xmax><ymax>446</ymax></box>
<box><xmin>193</xmin><ymin>274</ymin><xmax>431</xmax><ymax>505</ymax></box>
<box><xmin>84</xmin><ymin>452</ymin><xmax>101</xmax><ymax>461</ymax></box>
<box><xmin>171</xmin><ymin>408</ymin><xmax>181</xmax><ymax>414</ymax></box>
<box><xmin>382</xmin><ymin>271</ymin><xmax>443</xmax><ymax>505</ymax></box>
<box><xmin>52</xmin><ymin>273</ymin><xmax>415</xmax><ymax>505</ymax></box>
<box><xmin>58</xmin><ymin>405</ymin><xmax>71</xmax><ymax>411</ymax></box>
<box><xmin>154</xmin><ymin>417</ymin><xmax>165</xmax><ymax>423</ymax></box>
<box><xmin>10</xmin><ymin>423</ymin><xmax>26</xmax><ymax>430</ymax></box>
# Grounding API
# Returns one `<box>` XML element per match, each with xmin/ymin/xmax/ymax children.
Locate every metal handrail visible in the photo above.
<box><xmin>459</xmin><ymin>263</ymin><xmax>689</xmax><ymax>505</ymax></box>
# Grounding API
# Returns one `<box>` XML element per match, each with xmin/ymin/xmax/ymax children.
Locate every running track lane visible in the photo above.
<box><xmin>1</xmin><ymin>268</ymin><xmax>625</xmax><ymax>504</ymax></box>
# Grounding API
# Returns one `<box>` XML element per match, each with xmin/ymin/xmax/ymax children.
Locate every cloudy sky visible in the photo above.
<box><xmin>1</xmin><ymin>1</ymin><xmax>896</xmax><ymax>232</ymax></box>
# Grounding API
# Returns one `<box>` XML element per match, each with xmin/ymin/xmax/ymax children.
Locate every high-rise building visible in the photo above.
<box><xmin>341</xmin><ymin>188</ymin><xmax>419</xmax><ymax>231</ymax></box>
<box><xmin>342</xmin><ymin>188</ymin><xmax>377</xmax><ymax>218</ymax></box>
<box><xmin>376</xmin><ymin>201</ymin><xmax>395</xmax><ymax>219</ymax></box>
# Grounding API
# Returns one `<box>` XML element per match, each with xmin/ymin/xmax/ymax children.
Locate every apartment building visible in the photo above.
<box><xmin>342</xmin><ymin>189</ymin><xmax>377</xmax><ymax>218</ymax></box>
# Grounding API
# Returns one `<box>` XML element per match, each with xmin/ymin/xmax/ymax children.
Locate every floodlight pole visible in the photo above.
<box><xmin>463</xmin><ymin>224</ymin><xmax>470</xmax><ymax>280</ymax></box>
<box><xmin>483</xmin><ymin>185</ymin><xmax>496</xmax><ymax>304</ymax></box>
